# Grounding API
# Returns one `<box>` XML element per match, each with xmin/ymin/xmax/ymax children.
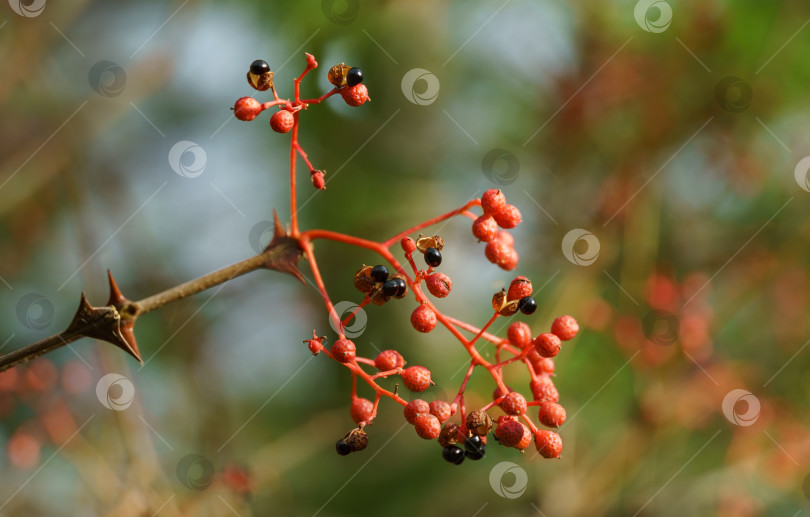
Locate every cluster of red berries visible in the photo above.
<box><xmin>472</xmin><ymin>189</ymin><xmax>522</xmax><ymax>270</ymax></box>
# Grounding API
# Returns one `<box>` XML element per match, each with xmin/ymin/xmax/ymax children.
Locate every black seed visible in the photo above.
<box><xmin>370</xmin><ymin>265</ymin><xmax>389</xmax><ymax>283</ymax></box>
<box><xmin>464</xmin><ymin>434</ymin><xmax>482</xmax><ymax>452</ymax></box>
<box><xmin>465</xmin><ymin>445</ymin><xmax>486</xmax><ymax>460</ymax></box>
<box><xmin>424</xmin><ymin>247</ymin><xmax>442</xmax><ymax>268</ymax></box>
<box><xmin>392</xmin><ymin>277</ymin><xmax>408</xmax><ymax>298</ymax></box>
<box><xmin>382</xmin><ymin>279</ymin><xmax>398</xmax><ymax>297</ymax></box>
<box><xmin>441</xmin><ymin>445</ymin><xmax>465</xmax><ymax>465</ymax></box>
<box><xmin>336</xmin><ymin>440</ymin><xmax>352</xmax><ymax>456</ymax></box>
<box><xmin>250</xmin><ymin>60</ymin><xmax>270</xmax><ymax>76</ymax></box>
<box><xmin>518</xmin><ymin>296</ymin><xmax>537</xmax><ymax>315</ymax></box>
<box><xmin>346</xmin><ymin>67</ymin><xmax>363</xmax><ymax>87</ymax></box>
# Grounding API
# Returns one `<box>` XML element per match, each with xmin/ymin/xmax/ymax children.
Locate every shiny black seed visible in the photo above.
<box><xmin>464</xmin><ymin>434</ymin><xmax>482</xmax><ymax>452</ymax></box>
<box><xmin>336</xmin><ymin>440</ymin><xmax>352</xmax><ymax>456</ymax></box>
<box><xmin>250</xmin><ymin>60</ymin><xmax>270</xmax><ymax>76</ymax></box>
<box><xmin>392</xmin><ymin>277</ymin><xmax>407</xmax><ymax>298</ymax></box>
<box><xmin>370</xmin><ymin>265</ymin><xmax>389</xmax><ymax>283</ymax></box>
<box><xmin>441</xmin><ymin>445</ymin><xmax>465</xmax><ymax>465</ymax></box>
<box><xmin>382</xmin><ymin>279</ymin><xmax>398</xmax><ymax>297</ymax></box>
<box><xmin>346</xmin><ymin>67</ymin><xmax>363</xmax><ymax>87</ymax></box>
<box><xmin>465</xmin><ymin>445</ymin><xmax>486</xmax><ymax>460</ymax></box>
<box><xmin>424</xmin><ymin>247</ymin><xmax>442</xmax><ymax>268</ymax></box>
<box><xmin>518</xmin><ymin>296</ymin><xmax>537</xmax><ymax>315</ymax></box>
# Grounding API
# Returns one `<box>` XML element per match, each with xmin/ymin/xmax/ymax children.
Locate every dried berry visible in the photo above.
<box><xmin>466</xmin><ymin>409</ymin><xmax>493</xmax><ymax>436</ymax></box>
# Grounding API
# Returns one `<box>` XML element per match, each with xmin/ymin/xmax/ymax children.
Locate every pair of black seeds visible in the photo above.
<box><xmin>251</xmin><ymin>60</ymin><xmax>364</xmax><ymax>87</ymax></box>
<box><xmin>442</xmin><ymin>435</ymin><xmax>486</xmax><ymax>465</ymax></box>
<box><xmin>370</xmin><ymin>265</ymin><xmax>407</xmax><ymax>298</ymax></box>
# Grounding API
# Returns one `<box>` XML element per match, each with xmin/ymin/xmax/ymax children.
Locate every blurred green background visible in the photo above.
<box><xmin>1</xmin><ymin>0</ymin><xmax>810</xmax><ymax>515</ymax></box>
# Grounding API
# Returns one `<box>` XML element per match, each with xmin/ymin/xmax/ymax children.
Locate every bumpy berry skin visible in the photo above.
<box><xmin>438</xmin><ymin>423</ymin><xmax>461</xmax><ymax>447</ymax></box>
<box><xmin>484</xmin><ymin>240</ymin><xmax>511</xmax><ymax>267</ymax></box>
<box><xmin>370</xmin><ymin>265</ymin><xmax>389</xmax><ymax>283</ymax></box>
<box><xmin>374</xmin><ymin>349</ymin><xmax>405</xmax><ymax>371</ymax></box>
<box><xmin>481</xmin><ymin>189</ymin><xmax>507</xmax><ymax>214</ymax></box>
<box><xmin>350</xmin><ymin>397</ymin><xmax>374</xmax><ymax>424</ymax></box>
<box><xmin>515</xmin><ymin>423</ymin><xmax>533</xmax><ymax>450</ymax></box>
<box><xmin>551</xmin><ymin>315</ymin><xmax>579</xmax><ymax>341</ymax></box>
<box><xmin>311</xmin><ymin>171</ymin><xmax>326</xmax><ymax>190</ymax></box>
<box><xmin>518</xmin><ymin>296</ymin><xmax>537</xmax><ymax>315</ymax></box>
<box><xmin>270</xmin><ymin>110</ymin><xmax>294</xmax><ymax>133</ymax></box>
<box><xmin>341</xmin><ymin>83</ymin><xmax>370</xmax><ymax>106</ymax></box>
<box><xmin>534</xmin><ymin>332</ymin><xmax>562</xmax><ymax>358</ymax></box>
<box><xmin>345</xmin><ymin>428</ymin><xmax>369</xmax><ymax>452</ymax></box>
<box><xmin>414</xmin><ymin>414</ymin><xmax>441</xmax><ymax>439</ymax></box>
<box><xmin>401</xmin><ymin>366</ymin><xmax>432</xmax><ymax>392</ymax></box>
<box><xmin>530</xmin><ymin>375</ymin><xmax>560</xmax><ymax>403</ymax></box>
<box><xmin>410</xmin><ymin>304</ymin><xmax>437</xmax><ymax>333</ymax></box>
<box><xmin>401</xmin><ymin>237</ymin><xmax>417</xmax><ymax>254</ymax></box>
<box><xmin>466</xmin><ymin>409</ymin><xmax>493</xmax><ymax>436</ymax></box>
<box><xmin>424</xmin><ymin>247</ymin><xmax>442</xmax><ymax>268</ymax></box>
<box><xmin>507</xmin><ymin>276</ymin><xmax>532</xmax><ymax>301</ymax></box>
<box><xmin>507</xmin><ymin>322</ymin><xmax>533</xmax><ymax>349</ymax></box>
<box><xmin>495</xmin><ymin>418</ymin><xmax>524</xmax><ymax>447</ymax></box>
<box><xmin>500</xmin><ymin>392</ymin><xmax>528</xmax><ymax>416</ymax></box>
<box><xmin>537</xmin><ymin>401</ymin><xmax>566</xmax><ymax>428</ymax></box>
<box><xmin>472</xmin><ymin>215</ymin><xmax>498</xmax><ymax>242</ymax></box>
<box><xmin>502</xmin><ymin>249</ymin><xmax>519</xmax><ymax>271</ymax></box>
<box><xmin>493</xmin><ymin>204</ymin><xmax>522</xmax><ymax>229</ymax></box>
<box><xmin>533</xmin><ymin>356</ymin><xmax>556</xmax><ymax>375</ymax></box>
<box><xmin>429</xmin><ymin>401</ymin><xmax>452</xmax><ymax>423</ymax></box>
<box><xmin>404</xmin><ymin>399</ymin><xmax>430</xmax><ymax>424</ymax></box>
<box><xmin>331</xmin><ymin>339</ymin><xmax>356</xmax><ymax>363</ymax></box>
<box><xmin>442</xmin><ymin>445</ymin><xmax>465</xmax><ymax>465</ymax></box>
<box><xmin>425</xmin><ymin>273</ymin><xmax>452</xmax><ymax>298</ymax></box>
<box><xmin>233</xmin><ymin>97</ymin><xmax>262</xmax><ymax>121</ymax></box>
<box><xmin>535</xmin><ymin>430</ymin><xmax>563</xmax><ymax>458</ymax></box>
<box><xmin>497</xmin><ymin>231</ymin><xmax>514</xmax><ymax>247</ymax></box>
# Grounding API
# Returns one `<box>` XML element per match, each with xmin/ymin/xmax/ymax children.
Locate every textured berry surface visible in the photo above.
<box><xmin>537</xmin><ymin>401</ymin><xmax>567</xmax><ymax>428</ymax></box>
<box><xmin>466</xmin><ymin>409</ymin><xmax>493</xmax><ymax>436</ymax></box>
<box><xmin>472</xmin><ymin>215</ymin><xmax>498</xmax><ymax>242</ymax></box>
<box><xmin>331</xmin><ymin>339</ymin><xmax>356</xmax><ymax>363</ymax></box>
<box><xmin>410</xmin><ymin>304</ymin><xmax>437</xmax><ymax>333</ymax></box>
<box><xmin>507</xmin><ymin>322</ymin><xmax>533</xmax><ymax>349</ymax></box>
<box><xmin>401</xmin><ymin>366</ymin><xmax>432</xmax><ymax>392</ymax></box>
<box><xmin>341</xmin><ymin>83</ymin><xmax>370</xmax><ymax>106</ymax></box>
<box><xmin>535</xmin><ymin>430</ymin><xmax>563</xmax><ymax>458</ymax></box>
<box><xmin>515</xmin><ymin>423</ymin><xmax>532</xmax><ymax>450</ymax></box>
<box><xmin>485</xmin><ymin>240</ymin><xmax>512</xmax><ymax>267</ymax></box>
<box><xmin>233</xmin><ymin>97</ymin><xmax>262</xmax><ymax>121</ymax></box>
<box><xmin>552</xmin><ymin>315</ymin><xmax>580</xmax><ymax>341</ymax></box>
<box><xmin>270</xmin><ymin>110</ymin><xmax>294</xmax><ymax>133</ymax></box>
<box><xmin>481</xmin><ymin>189</ymin><xmax>507</xmax><ymax>214</ymax></box>
<box><xmin>495</xmin><ymin>418</ymin><xmax>524</xmax><ymax>447</ymax></box>
<box><xmin>374</xmin><ymin>349</ymin><xmax>405</xmax><ymax>371</ymax></box>
<box><xmin>500</xmin><ymin>391</ymin><xmax>528</xmax><ymax>416</ymax></box>
<box><xmin>414</xmin><ymin>414</ymin><xmax>441</xmax><ymax>439</ymax></box>
<box><xmin>425</xmin><ymin>273</ymin><xmax>452</xmax><ymax>298</ymax></box>
<box><xmin>404</xmin><ymin>399</ymin><xmax>430</xmax><ymax>424</ymax></box>
<box><xmin>311</xmin><ymin>171</ymin><xmax>325</xmax><ymax>190</ymax></box>
<box><xmin>507</xmin><ymin>276</ymin><xmax>532</xmax><ymax>301</ymax></box>
<box><xmin>350</xmin><ymin>397</ymin><xmax>374</xmax><ymax>424</ymax></box>
<box><xmin>530</xmin><ymin>375</ymin><xmax>560</xmax><ymax>402</ymax></box>
<box><xmin>534</xmin><ymin>333</ymin><xmax>562</xmax><ymax>358</ymax></box>
<box><xmin>429</xmin><ymin>400</ymin><xmax>452</xmax><ymax>423</ymax></box>
<box><xmin>493</xmin><ymin>204</ymin><xmax>522</xmax><ymax>229</ymax></box>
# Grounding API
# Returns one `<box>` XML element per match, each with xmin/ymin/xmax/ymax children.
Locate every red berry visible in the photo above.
<box><xmin>410</xmin><ymin>304</ymin><xmax>437</xmax><ymax>333</ymax></box>
<box><xmin>534</xmin><ymin>333</ymin><xmax>562</xmax><ymax>358</ymax></box>
<box><xmin>341</xmin><ymin>83</ymin><xmax>370</xmax><ymax>106</ymax></box>
<box><xmin>401</xmin><ymin>237</ymin><xmax>417</xmax><ymax>254</ymax></box>
<box><xmin>414</xmin><ymin>413</ymin><xmax>441</xmax><ymax>439</ymax></box>
<box><xmin>501</xmin><ymin>249</ymin><xmax>519</xmax><ymax>271</ymax></box>
<box><xmin>535</xmin><ymin>430</ymin><xmax>563</xmax><ymax>458</ymax></box>
<box><xmin>492</xmin><ymin>385</ymin><xmax>514</xmax><ymax>401</ymax></box>
<box><xmin>507</xmin><ymin>321</ymin><xmax>533</xmax><ymax>349</ymax></box>
<box><xmin>472</xmin><ymin>215</ymin><xmax>498</xmax><ymax>242</ymax></box>
<box><xmin>507</xmin><ymin>276</ymin><xmax>533</xmax><ymax>301</ymax></box>
<box><xmin>331</xmin><ymin>339</ymin><xmax>356</xmax><ymax>363</ymax></box>
<box><xmin>270</xmin><ymin>110</ymin><xmax>294</xmax><ymax>133</ymax></box>
<box><xmin>404</xmin><ymin>399</ymin><xmax>430</xmax><ymax>424</ymax></box>
<box><xmin>515</xmin><ymin>423</ymin><xmax>532</xmax><ymax>450</ymax></box>
<box><xmin>500</xmin><ymin>392</ymin><xmax>528</xmax><ymax>416</ymax></box>
<box><xmin>350</xmin><ymin>397</ymin><xmax>374</xmax><ymax>424</ymax></box>
<box><xmin>484</xmin><ymin>240</ymin><xmax>511</xmax><ymax>267</ymax></box>
<box><xmin>481</xmin><ymin>189</ymin><xmax>507</xmax><ymax>214</ymax></box>
<box><xmin>429</xmin><ymin>400</ymin><xmax>452</xmax><ymax>423</ymax></box>
<box><xmin>401</xmin><ymin>366</ymin><xmax>432</xmax><ymax>392</ymax></box>
<box><xmin>311</xmin><ymin>171</ymin><xmax>325</xmax><ymax>190</ymax></box>
<box><xmin>530</xmin><ymin>375</ymin><xmax>559</xmax><ymax>403</ymax></box>
<box><xmin>494</xmin><ymin>418</ymin><xmax>523</xmax><ymax>447</ymax></box>
<box><xmin>537</xmin><ymin>401</ymin><xmax>566</xmax><ymax>428</ymax></box>
<box><xmin>496</xmin><ymin>231</ymin><xmax>514</xmax><ymax>247</ymax></box>
<box><xmin>493</xmin><ymin>204</ymin><xmax>522</xmax><ymax>229</ymax></box>
<box><xmin>374</xmin><ymin>350</ymin><xmax>405</xmax><ymax>372</ymax></box>
<box><xmin>425</xmin><ymin>273</ymin><xmax>452</xmax><ymax>298</ymax></box>
<box><xmin>233</xmin><ymin>96</ymin><xmax>262</xmax><ymax>121</ymax></box>
<box><xmin>551</xmin><ymin>315</ymin><xmax>579</xmax><ymax>341</ymax></box>
<box><xmin>534</xmin><ymin>356</ymin><xmax>556</xmax><ymax>375</ymax></box>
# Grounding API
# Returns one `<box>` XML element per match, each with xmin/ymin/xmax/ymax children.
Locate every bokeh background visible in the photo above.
<box><xmin>1</xmin><ymin>0</ymin><xmax>809</xmax><ymax>515</ymax></box>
